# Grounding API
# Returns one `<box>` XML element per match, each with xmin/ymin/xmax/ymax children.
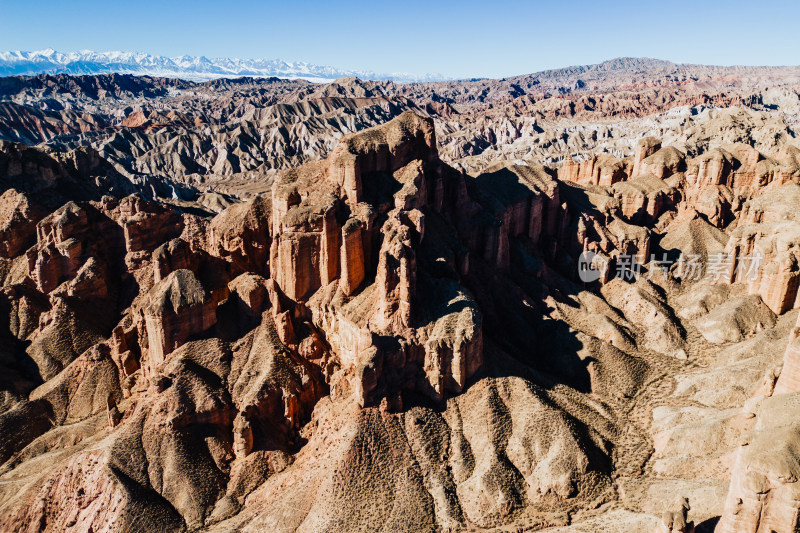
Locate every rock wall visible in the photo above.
<box><xmin>715</xmin><ymin>393</ymin><xmax>800</xmax><ymax>533</ymax></box>
<box><xmin>718</xmin><ymin>185</ymin><xmax>800</xmax><ymax>315</ymax></box>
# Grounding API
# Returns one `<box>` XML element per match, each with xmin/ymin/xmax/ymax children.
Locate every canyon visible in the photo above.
<box><xmin>1</xmin><ymin>59</ymin><xmax>800</xmax><ymax>532</ymax></box>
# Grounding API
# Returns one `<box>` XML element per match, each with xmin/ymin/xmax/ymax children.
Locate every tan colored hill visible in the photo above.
<box><xmin>1</xmin><ymin>62</ymin><xmax>800</xmax><ymax>532</ymax></box>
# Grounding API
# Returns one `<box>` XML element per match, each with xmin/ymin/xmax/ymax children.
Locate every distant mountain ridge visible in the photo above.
<box><xmin>0</xmin><ymin>49</ymin><xmax>446</xmax><ymax>83</ymax></box>
<box><xmin>4</xmin><ymin>51</ymin><xmax>799</xmax><ymax>88</ymax></box>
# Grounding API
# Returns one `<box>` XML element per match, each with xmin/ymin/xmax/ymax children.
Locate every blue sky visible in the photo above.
<box><xmin>2</xmin><ymin>0</ymin><xmax>799</xmax><ymax>79</ymax></box>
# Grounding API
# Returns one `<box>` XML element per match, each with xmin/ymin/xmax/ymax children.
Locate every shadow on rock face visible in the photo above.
<box><xmin>694</xmin><ymin>515</ymin><xmax>720</xmax><ymax>533</ymax></box>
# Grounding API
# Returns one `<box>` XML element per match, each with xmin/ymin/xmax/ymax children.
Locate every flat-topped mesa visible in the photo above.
<box><xmin>558</xmin><ymin>153</ymin><xmax>627</xmax><ymax>187</ymax></box>
<box><xmin>466</xmin><ymin>162</ymin><xmax>561</xmax><ymax>269</ymax></box>
<box><xmin>632</xmin><ymin>136</ymin><xmax>662</xmax><ymax>177</ymax></box>
<box><xmin>637</xmin><ymin>146</ymin><xmax>686</xmax><ymax>180</ymax></box>
<box><xmin>325</xmin><ymin>110</ymin><xmax>438</xmax><ymax>206</ymax></box>
<box><xmin>687</xmin><ymin>148</ymin><xmax>735</xmax><ymax>189</ymax></box>
<box><xmin>116</xmin><ymin>195</ymin><xmax>183</xmax><ymax>254</ymax></box>
<box><xmin>611</xmin><ymin>173</ymin><xmax>678</xmax><ymax>224</ymax></box>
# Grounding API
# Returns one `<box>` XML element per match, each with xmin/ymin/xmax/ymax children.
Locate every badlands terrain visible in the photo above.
<box><xmin>0</xmin><ymin>58</ymin><xmax>800</xmax><ymax>532</ymax></box>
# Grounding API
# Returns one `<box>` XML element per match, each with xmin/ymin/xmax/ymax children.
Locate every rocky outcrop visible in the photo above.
<box><xmin>601</xmin><ymin>278</ymin><xmax>686</xmax><ymax>358</ymax></box>
<box><xmin>207</xmin><ymin>196</ymin><xmax>271</xmax><ymax>276</ymax></box>
<box><xmin>152</xmin><ymin>238</ymin><xmax>199</xmax><ymax>283</ymax></box>
<box><xmin>773</xmin><ymin>313</ymin><xmax>800</xmax><ymax>395</ymax></box>
<box><xmin>143</xmin><ymin>269</ymin><xmax>225</xmax><ymax>371</ymax></box>
<box><xmin>655</xmin><ymin>497</ymin><xmax>694</xmax><ymax>533</ymax></box>
<box><xmin>227</xmin><ymin>273</ymin><xmax>270</xmax><ymax>319</ymax></box>
<box><xmin>612</xmin><ymin>173</ymin><xmax>678</xmax><ymax>224</ymax></box>
<box><xmin>694</xmin><ymin>294</ymin><xmax>776</xmax><ymax>344</ymax></box>
<box><xmin>632</xmin><ymin>137</ymin><xmax>662</xmax><ymax>177</ymax></box>
<box><xmin>559</xmin><ymin>153</ymin><xmax>627</xmax><ymax>186</ymax></box>
<box><xmin>117</xmin><ymin>196</ymin><xmax>183</xmax><ymax>254</ymax></box>
<box><xmin>638</xmin><ymin>146</ymin><xmax>686</xmax><ymax>180</ymax></box>
<box><xmin>0</xmin><ymin>189</ymin><xmax>45</xmax><ymax>258</ymax></box>
<box><xmin>687</xmin><ymin>148</ymin><xmax>735</xmax><ymax>189</ymax></box>
<box><xmin>718</xmin><ymin>184</ymin><xmax>800</xmax><ymax>315</ymax></box>
<box><xmin>339</xmin><ymin>218</ymin><xmax>365</xmax><ymax>296</ymax></box>
<box><xmin>715</xmin><ymin>393</ymin><xmax>800</xmax><ymax>533</ymax></box>
<box><xmin>268</xmin><ymin>111</ymin><xmax>485</xmax><ymax>406</ymax></box>
<box><xmin>27</xmin><ymin>201</ymin><xmax>97</xmax><ymax>294</ymax></box>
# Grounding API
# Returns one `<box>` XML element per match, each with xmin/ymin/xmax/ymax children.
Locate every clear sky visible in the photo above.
<box><xmin>2</xmin><ymin>0</ymin><xmax>799</xmax><ymax>79</ymax></box>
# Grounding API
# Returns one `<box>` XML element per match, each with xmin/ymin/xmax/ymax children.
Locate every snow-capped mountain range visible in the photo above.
<box><xmin>0</xmin><ymin>49</ymin><xmax>445</xmax><ymax>83</ymax></box>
